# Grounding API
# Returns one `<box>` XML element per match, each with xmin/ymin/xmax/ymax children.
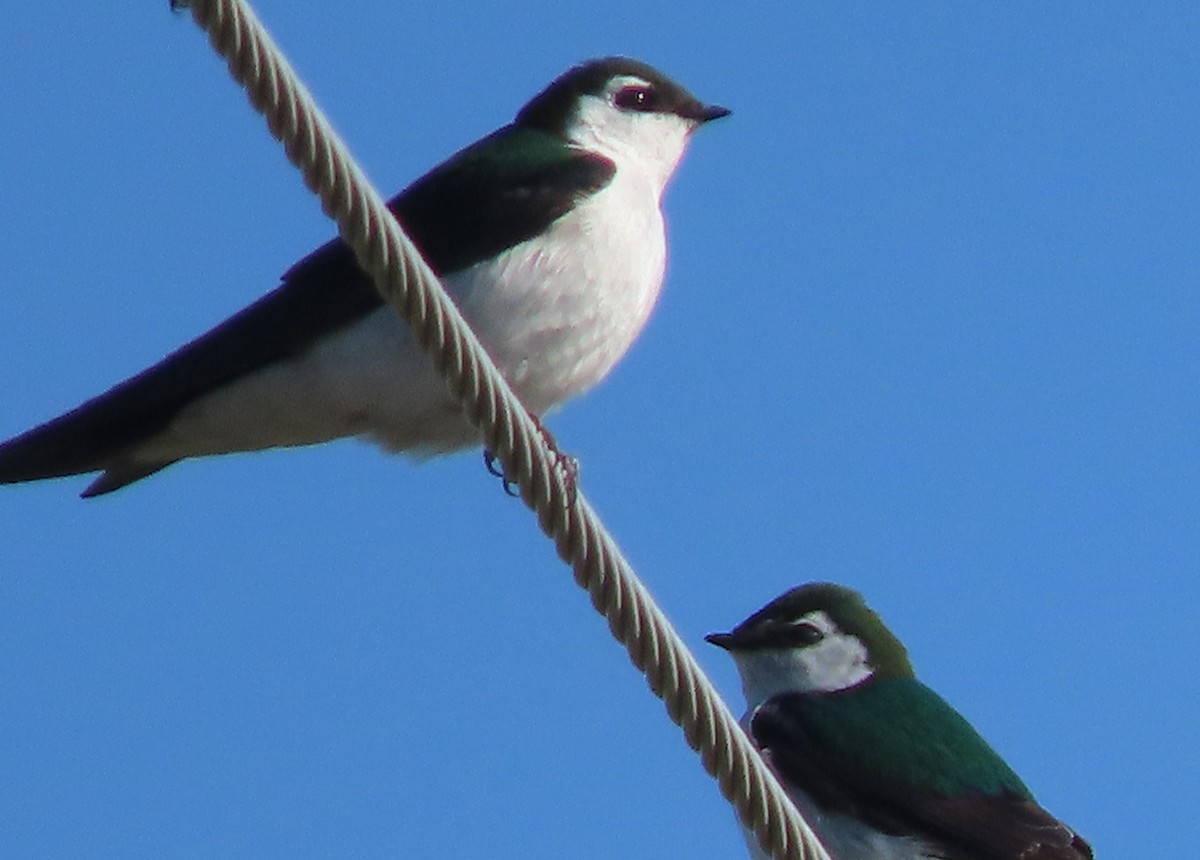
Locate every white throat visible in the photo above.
<box><xmin>730</xmin><ymin>611</ymin><xmax>874</xmax><ymax>711</ymax></box>
<box><xmin>566</xmin><ymin>83</ymin><xmax>695</xmax><ymax>199</ymax></box>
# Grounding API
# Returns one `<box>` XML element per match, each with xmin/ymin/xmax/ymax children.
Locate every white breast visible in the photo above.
<box><xmin>131</xmin><ymin>158</ymin><xmax>667</xmax><ymax>464</ymax></box>
<box><xmin>453</xmin><ymin>163</ymin><xmax>667</xmax><ymax>415</ymax></box>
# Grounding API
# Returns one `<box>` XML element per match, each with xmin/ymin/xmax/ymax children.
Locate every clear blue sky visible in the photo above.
<box><xmin>2</xmin><ymin>3</ymin><xmax>1195</xmax><ymax>857</ymax></box>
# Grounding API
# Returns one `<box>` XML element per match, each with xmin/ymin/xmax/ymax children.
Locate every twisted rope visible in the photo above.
<box><xmin>173</xmin><ymin>2</ymin><xmax>830</xmax><ymax>858</ymax></box>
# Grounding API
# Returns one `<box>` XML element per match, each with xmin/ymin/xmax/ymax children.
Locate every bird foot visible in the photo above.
<box><xmin>483</xmin><ymin>449</ymin><xmax>520</xmax><ymax>497</ymax></box>
<box><xmin>482</xmin><ymin>415</ymin><xmax>578</xmax><ymax>504</ymax></box>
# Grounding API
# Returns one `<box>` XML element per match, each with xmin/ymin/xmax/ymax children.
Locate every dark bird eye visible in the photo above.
<box><xmin>791</xmin><ymin>622</ymin><xmax>824</xmax><ymax>646</ymax></box>
<box><xmin>614</xmin><ymin>85</ymin><xmax>658</xmax><ymax>112</ymax></box>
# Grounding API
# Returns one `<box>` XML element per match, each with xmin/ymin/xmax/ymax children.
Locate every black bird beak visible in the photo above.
<box><xmin>697</xmin><ymin>104</ymin><xmax>732</xmax><ymax>123</ymax></box>
<box><xmin>705</xmin><ymin>631</ymin><xmax>736</xmax><ymax>650</ymax></box>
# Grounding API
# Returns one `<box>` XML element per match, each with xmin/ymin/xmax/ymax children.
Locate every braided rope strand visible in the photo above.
<box><xmin>177</xmin><ymin>3</ymin><xmax>830</xmax><ymax>858</ymax></box>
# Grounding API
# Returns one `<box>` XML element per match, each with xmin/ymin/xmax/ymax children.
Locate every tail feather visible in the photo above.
<box><xmin>0</xmin><ymin>388</ymin><xmax>178</xmax><ymax>494</ymax></box>
<box><xmin>0</xmin><ymin>241</ymin><xmax>384</xmax><ymax>496</ymax></box>
<box><xmin>81</xmin><ymin>460</ymin><xmax>177</xmax><ymax>498</ymax></box>
<box><xmin>0</xmin><ymin>396</ymin><xmax>133</xmax><ymax>485</ymax></box>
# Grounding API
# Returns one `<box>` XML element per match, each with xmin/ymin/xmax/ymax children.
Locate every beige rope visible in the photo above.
<box><xmin>173</xmin><ymin>2</ymin><xmax>831</xmax><ymax>858</ymax></box>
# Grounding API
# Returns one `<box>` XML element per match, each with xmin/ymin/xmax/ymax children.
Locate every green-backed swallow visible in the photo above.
<box><xmin>706</xmin><ymin>583</ymin><xmax>1093</xmax><ymax>860</ymax></box>
<box><xmin>0</xmin><ymin>57</ymin><xmax>728</xmax><ymax>497</ymax></box>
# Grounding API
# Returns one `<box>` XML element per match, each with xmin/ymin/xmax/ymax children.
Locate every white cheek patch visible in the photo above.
<box><xmin>791</xmin><ymin>610</ymin><xmax>873</xmax><ymax>692</ymax></box>
<box><xmin>798</xmin><ymin>634</ymin><xmax>872</xmax><ymax>692</ymax></box>
<box><xmin>566</xmin><ymin>90</ymin><xmax>695</xmax><ymax>200</ymax></box>
<box><xmin>731</xmin><ymin>611</ymin><xmax>874</xmax><ymax>710</ymax></box>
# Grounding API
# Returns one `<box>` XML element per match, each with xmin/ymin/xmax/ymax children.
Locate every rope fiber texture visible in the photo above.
<box><xmin>174</xmin><ymin>3</ymin><xmax>831</xmax><ymax>858</ymax></box>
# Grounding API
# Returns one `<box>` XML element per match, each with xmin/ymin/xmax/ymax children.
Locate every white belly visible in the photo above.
<box><xmin>134</xmin><ymin>171</ymin><xmax>666</xmax><ymax>463</ymax></box>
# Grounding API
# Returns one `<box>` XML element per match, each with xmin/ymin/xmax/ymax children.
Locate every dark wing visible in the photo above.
<box><xmin>751</xmin><ymin>683</ymin><xmax>1092</xmax><ymax>860</ymax></box>
<box><xmin>0</xmin><ymin>125</ymin><xmax>613</xmax><ymax>495</ymax></box>
<box><xmin>386</xmin><ymin>124</ymin><xmax>615</xmax><ymax>274</ymax></box>
<box><xmin>902</xmin><ymin>795</ymin><xmax>1094</xmax><ymax>860</ymax></box>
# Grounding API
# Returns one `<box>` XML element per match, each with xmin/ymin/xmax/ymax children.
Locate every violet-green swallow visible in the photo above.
<box><xmin>0</xmin><ymin>57</ymin><xmax>728</xmax><ymax>497</ymax></box>
<box><xmin>706</xmin><ymin>583</ymin><xmax>1093</xmax><ymax>860</ymax></box>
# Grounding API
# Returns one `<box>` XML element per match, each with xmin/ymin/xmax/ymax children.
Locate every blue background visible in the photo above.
<box><xmin>2</xmin><ymin>3</ymin><xmax>1195</xmax><ymax>857</ymax></box>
